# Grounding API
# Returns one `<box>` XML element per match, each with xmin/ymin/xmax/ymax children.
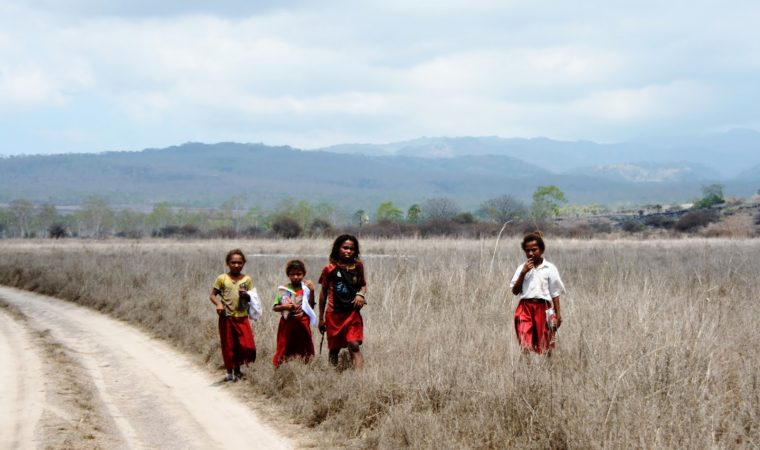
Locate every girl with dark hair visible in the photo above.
<box><xmin>272</xmin><ymin>260</ymin><xmax>316</xmax><ymax>367</ymax></box>
<box><xmin>510</xmin><ymin>233</ymin><xmax>565</xmax><ymax>355</ymax></box>
<box><xmin>318</xmin><ymin>234</ymin><xmax>367</xmax><ymax>370</ymax></box>
<box><xmin>209</xmin><ymin>249</ymin><xmax>257</xmax><ymax>381</ymax></box>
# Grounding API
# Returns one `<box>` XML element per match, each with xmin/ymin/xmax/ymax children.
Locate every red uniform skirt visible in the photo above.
<box><xmin>218</xmin><ymin>315</ymin><xmax>256</xmax><ymax>370</ymax></box>
<box><xmin>325</xmin><ymin>309</ymin><xmax>363</xmax><ymax>350</ymax></box>
<box><xmin>514</xmin><ymin>298</ymin><xmax>555</xmax><ymax>354</ymax></box>
<box><xmin>272</xmin><ymin>313</ymin><xmax>314</xmax><ymax>367</ymax></box>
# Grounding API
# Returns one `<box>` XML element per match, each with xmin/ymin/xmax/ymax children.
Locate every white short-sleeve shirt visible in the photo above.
<box><xmin>509</xmin><ymin>260</ymin><xmax>566</xmax><ymax>301</ymax></box>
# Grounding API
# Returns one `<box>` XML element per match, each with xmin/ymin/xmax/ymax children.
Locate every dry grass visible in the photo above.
<box><xmin>1</xmin><ymin>237</ymin><xmax>759</xmax><ymax>448</ymax></box>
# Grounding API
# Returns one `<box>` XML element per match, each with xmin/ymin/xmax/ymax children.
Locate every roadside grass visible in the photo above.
<box><xmin>1</xmin><ymin>238</ymin><xmax>759</xmax><ymax>448</ymax></box>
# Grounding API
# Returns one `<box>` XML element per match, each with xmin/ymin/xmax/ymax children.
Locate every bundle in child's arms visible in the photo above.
<box><xmin>276</xmin><ymin>283</ymin><xmax>317</xmax><ymax>326</ymax></box>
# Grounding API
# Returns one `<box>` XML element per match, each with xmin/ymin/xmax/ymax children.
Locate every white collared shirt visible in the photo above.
<box><xmin>509</xmin><ymin>260</ymin><xmax>566</xmax><ymax>301</ymax></box>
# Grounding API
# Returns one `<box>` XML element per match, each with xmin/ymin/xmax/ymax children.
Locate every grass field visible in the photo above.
<box><xmin>1</xmin><ymin>237</ymin><xmax>759</xmax><ymax>448</ymax></box>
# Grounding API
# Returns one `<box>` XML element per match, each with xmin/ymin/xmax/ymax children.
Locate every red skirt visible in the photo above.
<box><xmin>514</xmin><ymin>299</ymin><xmax>555</xmax><ymax>354</ymax></box>
<box><xmin>325</xmin><ymin>309</ymin><xmax>363</xmax><ymax>350</ymax></box>
<box><xmin>219</xmin><ymin>315</ymin><xmax>257</xmax><ymax>370</ymax></box>
<box><xmin>272</xmin><ymin>313</ymin><xmax>314</xmax><ymax>367</ymax></box>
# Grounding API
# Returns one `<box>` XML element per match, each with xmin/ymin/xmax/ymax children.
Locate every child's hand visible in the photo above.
<box><xmin>352</xmin><ymin>295</ymin><xmax>365</xmax><ymax>309</ymax></box>
<box><xmin>216</xmin><ymin>304</ymin><xmax>225</xmax><ymax>316</ymax></box>
<box><xmin>522</xmin><ymin>258</ymin><xmax>535</xmax><ymax>274</ymax></box>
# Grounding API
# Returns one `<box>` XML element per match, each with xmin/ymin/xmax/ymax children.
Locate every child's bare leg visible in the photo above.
<box><xmin>328</xmin><ymin>349</ymin><xmax>340</xmax><ymax>366</ymax></box>
<box><xmin>348</xmin><ymin>341</ymin><xmax>363</xmax><ymax>371</ymax></box>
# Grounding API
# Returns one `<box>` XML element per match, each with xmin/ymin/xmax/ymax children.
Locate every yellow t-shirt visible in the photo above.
<box><xmin>213</xmin><ymin>273</ymin><xmax>254</xmax><ymax>318</ymax></box>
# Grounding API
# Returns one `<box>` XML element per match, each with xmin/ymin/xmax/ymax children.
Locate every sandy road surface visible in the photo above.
<box><xmin>0</xmin><ymin>286</ymin><xmax>293</xmax><ymax>450</ymax></box>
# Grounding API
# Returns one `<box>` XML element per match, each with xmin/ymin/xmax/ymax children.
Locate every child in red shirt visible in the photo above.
<box><xmin>318</xmin><ymin>234</ymin><xmax>367</xmax><ymax>370</ymax></box>
<box><xmin>272</xmin><ymin>260</ymin><xmax>316</xmax><ymax>367</ymax></box>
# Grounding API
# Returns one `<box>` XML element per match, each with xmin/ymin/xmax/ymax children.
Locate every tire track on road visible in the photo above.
<box><xmin>0</xmin><ymin>286</ymin><xmax>293</xmax><ymax>450</ymax></box>
<box><xmin>0</xmin><ymin>306</ymin><xmax>44</xmax><ymax>450</ymax></box>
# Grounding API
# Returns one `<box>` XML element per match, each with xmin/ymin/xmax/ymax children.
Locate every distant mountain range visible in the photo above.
<box><xmin>1</xmin><ymin>130</ymin><xmax>759</xmax><ymax>210</ymax></box>
<box><xmin>318</xmin><ymin>128</ymin><xmax>760</xmax><ymax>178</ymax></box>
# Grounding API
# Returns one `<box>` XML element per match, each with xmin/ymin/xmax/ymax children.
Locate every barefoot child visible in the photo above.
<box><xmin>272</xmin><ymin>260</ymin><xmax>316</xmax><ymax>367</ymax></box>
<box><xmin>318</xmin><ymin>234</ymin><xmax>367</xmax><ymax>370</ymax></box>
<box><xmin>209</xmin><ymin>249</ymin><xmax>257</xmax><ymax>381</ymax></box>
<box><xmin>510</xmin><ymin>233</ymin><xmax>566</xmax><ymax>355</ymax></box>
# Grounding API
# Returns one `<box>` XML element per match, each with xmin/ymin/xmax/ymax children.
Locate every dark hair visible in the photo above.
<box><xmin>225</xmin><ymin>248</ymin><xmax>247</xmax><ymax>263</ymax></box>
<box><xmin>329</xmin><ymin>234</ymin><xmax>361</xmax><ymax>263</ymax></box>
<box><xmin>521</xmin><ymin>233</ymin><xmax>545</xmax><ymax>251</ymax></box>
<box><xmin>285</xmin><ymin>259</ymin><xmax>306</xmax><ymax>275</ymax></box>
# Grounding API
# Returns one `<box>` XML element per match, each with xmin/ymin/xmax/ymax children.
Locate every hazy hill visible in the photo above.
<box><xmin>320</xmin><ymin>129</ymin><xmax>760</xmax><ymax>178</ymax></box>
<box><xmin>1</xmin><ymin>140</ymin><xmax>757</xmax><ymax>209</ymax></box>
<box><xmin>737</xmin><ymin>162</ymin><xmax>760</xmax><ymax>181</ymax></box>
<box><xmin>0</xmin><ymin>143</ymin><xmax>551</xmax><ymax>208</ymax></box>
<box><xmin>567</xmin><ymin>162</ymin><xmax>720</xmax><ymax>183</ymax></box>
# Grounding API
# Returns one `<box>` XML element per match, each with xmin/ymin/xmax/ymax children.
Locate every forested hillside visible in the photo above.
<box><xmin>1</xmin><ymin>141</ymin><xmax>746</xmax><ymax>209</ymax></box>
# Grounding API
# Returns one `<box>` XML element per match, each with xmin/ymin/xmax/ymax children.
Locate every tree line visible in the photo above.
<box><xmin>0</xmin><ymin>186</ymin><xmax>570</xmax><ymax>239</ymax></box>
<box><xmin>2</xmin><ymin>183</ymin><xmax>748</xmax><ymax>239</ymax></box>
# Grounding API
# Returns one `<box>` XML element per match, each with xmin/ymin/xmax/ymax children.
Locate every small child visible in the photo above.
<box><xmin>510</xmin><ymin>233</ymin><xmax>566</xmax><ymax>355</ymax></box>
<box><xmin>209</xmin><ymin>249</ymin><xmax>257</xmax><ymax>381</ymax></box>
<box><xmin>272</xmin><ymin>260</ymin><xmax>316</xmax><ymax>367</ymax></box>
<box><xmin>318</xmin><ymin>234</ymin><xmax>367</xmax><ymax>370</ymax></box>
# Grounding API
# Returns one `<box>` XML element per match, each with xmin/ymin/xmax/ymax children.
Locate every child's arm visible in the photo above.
<box><xmin>318</xmin><ymin>286</ymin><xmax>327</xmax><ymax>331</ymax></box>
<box><xmin>352</xmin><ymin>264</ymin><xmax>367</xmax><ymax>308</ymax></box>
<box><xmin>273</xmin><ymin>299</ymin><xmax>296</xmax><ymax>313</ymax></box>
<box><xmin>209</xmin><ymin>288</ymin><xmax>224</xmax><ymax>315</ymax></box>
<box><xmin>353</xmin><ymin>286</ymin><xmax>367</xmax><ymax>309</ymax></box>
<box><xmin>510</xmin><ymin>262</ymin><xmax>532</xmax><ymax>295</ymax></box>
<box><xmin>548</xmin><ymin>266</ymin><xmax>565</xmax><ymax>327</ymax></box>
<box><xmin>552</xmin><ymin>296</ymin><xmax>562</xmax><ymax>327</ymax></box>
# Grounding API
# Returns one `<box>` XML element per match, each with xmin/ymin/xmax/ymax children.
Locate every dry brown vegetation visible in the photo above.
<box><xmin>1</xmin><ymin>238</ymin><xmax>759</xmax><ymax>448</ymax></box>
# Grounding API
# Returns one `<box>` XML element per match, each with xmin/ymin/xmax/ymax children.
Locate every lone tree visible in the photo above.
<box><xmin>406</xmin><ymin>204</ymin><xmax>421</xmax><ymax>224</ymax></box>
<box><xmin>531</xmin><ymin>185</ymin><xmax>567</xmax><ymax>222</ymax></box>
<box><xmin>480</xmin><ymin>194</ymin><xmax>527</xmax><ymax>223</ymax></box>
<box><xmin>375</xmin><ymin>201</ymin><xmax>403</xmax><ymax>223</ymax></box>
<box><xmin>8</xmin><ymin>199</ymin><xmax>34</xmax><ymax>237</ymax></box>
<box><xmin>77</xmin><ymin>195</ymin><xmax>114</xmax><ymax>238</ymax></box>
<box><xmin>353</xmin><ymin>210</ymin><xmax>370</xmax><ymax>227</ymax></box>
<box><xmin>421</xmin><ymin>197</ymin><xmax>460</xmax><ymax>222</ymax></box>
<box><xmin>693</xmin><ymin>184</ymin><xmax>725</xmax><ymax>209</ymax></box>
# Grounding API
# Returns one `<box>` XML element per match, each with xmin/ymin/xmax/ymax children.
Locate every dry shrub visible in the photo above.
<box><xmin>643</xmin><ymin>214</ymin><xmax>676</xmax><ymax>229</ymax></box>
<box><xmin>673</xmin><ymin>210</ymin><xmax>719</xmax><ymax>232</ymax></box>
<box><xmin>1</xmin><ymin>238</ymin><xmax>759</xmax><ymax>448</ymax></box>
<box><xmin>619</xmin><ymin>219</ymin><xmax>645</xmax><ymax>233</ymax></box>
<box><xmin>271</xmin><ymin>217</ymin><xmax>302</xmax><ymax>238</ymax></box>
<box><xmin>356</xmin><ymin>221</ymin><xmax>416</xmax><ymax>238</ymax></box>
<box><xmin>701</xmin><ymin>213</ymin><xmax>755</xmax><ymax>238</ymax></box>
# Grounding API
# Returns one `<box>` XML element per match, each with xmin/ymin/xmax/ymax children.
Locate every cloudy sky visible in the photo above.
<box><xmin>1</xmin><ymin>0</ymin><xmax>759</xmax><ymax>155</ymax></box>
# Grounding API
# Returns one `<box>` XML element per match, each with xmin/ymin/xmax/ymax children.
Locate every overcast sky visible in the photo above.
<box><xmin>1</xmin><ymin>0</ymin><xmax>759</xmax><ymax>155</ymax></box>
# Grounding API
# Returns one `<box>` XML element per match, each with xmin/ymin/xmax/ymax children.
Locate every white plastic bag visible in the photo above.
<box><xmin>247</xmin><ymin>287</ymin><xmax>262</xmax><ymax>321</ymax></box>
<box><xmin>300</xmin><ymin>283</ymin><xmax>317</xmax><ymax>327</ymax></box>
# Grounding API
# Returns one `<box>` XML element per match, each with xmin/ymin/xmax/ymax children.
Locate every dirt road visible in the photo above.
<box><xmin>0</xmin><ymin>286</ymin><xmax>293</xmax><ymax>449</ymax></box>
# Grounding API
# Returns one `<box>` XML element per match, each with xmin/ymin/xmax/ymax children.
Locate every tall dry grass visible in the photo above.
<box><xmin>1</xmin><ymin>238</ymin><xmax>759</xmax><ymax>448</ymax></box>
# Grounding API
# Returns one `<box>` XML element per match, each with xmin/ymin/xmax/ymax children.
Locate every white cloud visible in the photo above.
<box><xmin>0</xmin><ymin>66</ymin><xmax>66</xmax><ymax>107</ymax></box>
<box><xmin>0</xmin><ymin>0</ymin><xmax>759</xmax><ymax>153</ymax></box>
<box><xmin>574</xmin><ymin>81</ymin><xmax>718</xmax><ymax>123</ymax></box>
